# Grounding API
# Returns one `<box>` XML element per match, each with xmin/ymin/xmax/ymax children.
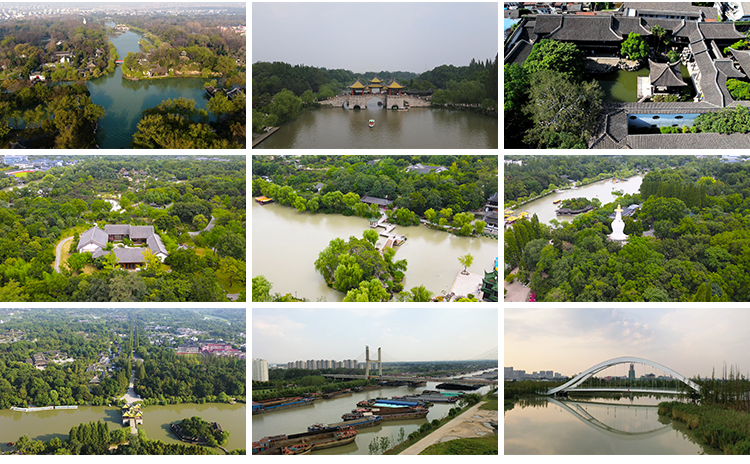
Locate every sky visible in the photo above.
<box><xmin>252</xmin><ymin>308</ymin><xmax>498</xmax><ymax>364</ymax></box>
<box><xmin>251</xmin><ymin>2</ymin><xmax>498</xmax><ymax>74</ymax></box>
<box><xmin>505</xmin><ymin>308</ymin><xmax>750</xmax><ymax>379</ymax></box>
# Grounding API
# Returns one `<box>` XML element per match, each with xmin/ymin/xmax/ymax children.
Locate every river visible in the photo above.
<box><xmin>252</xmin><ymin>379</ymin><xmax>494</xmax><ymax>455</ymax></box>
<box><xmin>253</xmin><ymin>105</ymin><xmax>498</xmax><ymax>149</ymax></box>
<box><xmin>504</xmin><ymin>395</ymin><xmax>715</xmax><ymax>454</ymax></box>
<box><xmin>251</xmin><ymin>202</ymin><xmax>499</xmax><ymax>301</ymax></box>
<box><xmin>0</xmin><ymin>403</ymin><xmax>245</xmax><ymax>453</ymax></box>
<box><xmin>517</xmin><ymin>175</ymin><xmax>644</xmax><ymax>225</ymax></box>
<box><xmin>85</xmin><ymin>24</ymin><xmax>211</xmax><ymax>148</ymax></box>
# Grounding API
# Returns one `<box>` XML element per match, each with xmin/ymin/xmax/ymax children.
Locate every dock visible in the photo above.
<box><xmin>449</xmin><ymin>270</ymin><xmax>484</xmax><ymax>300</ymax></box>
<box><xmin>252</xmin><ymin>127</ymin><xmax>279</xmax><ymax>147</ymax></box>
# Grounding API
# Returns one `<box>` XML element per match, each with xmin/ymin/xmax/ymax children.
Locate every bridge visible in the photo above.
<box><xmin>547</xmin><ymin>356</ymin><xmax>700</xmax><ymax>396</ymax></box>
<box><xmin>318</xmin><ymin>93</ymin><xmax>431</xmax><ymax>110</ymax></box>
<box><xmin>322</xmin><ymin>374</ymin><xmax>496</xmax><ymax>386</ymax></box>
<box><xmin>548</xmin><ymin>398</ymin><xmax>672</xmax><ymax>439</ymax></box>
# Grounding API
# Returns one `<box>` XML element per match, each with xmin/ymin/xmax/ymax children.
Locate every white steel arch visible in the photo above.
<box><xmin>547</xmin><ymin>356</ymin><xmax>700</xmax><ymax>395</ymax></box>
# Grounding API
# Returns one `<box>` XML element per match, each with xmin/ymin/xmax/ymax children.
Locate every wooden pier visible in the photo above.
<box><xmin>252</xmin><ymin>126</ymin><xmax>279</xmax><ymax>147</ymax></box>
<box><xmin>371</xmin><ymin>214</ymin><xmax>405</xmax><ymax>252</ymax></box>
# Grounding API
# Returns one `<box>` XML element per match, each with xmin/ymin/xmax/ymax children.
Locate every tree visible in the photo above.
<box><xmin>252</xmin><ymin>275</ymin><xmax>273</xmax><ymax>302</ymax></box>
<box><xmin>363</xmin><ymin>229</ymin><xmax>379</xmax><ymax>246</ymax></box>
<box><xmin>650</xmin><ymin>25</ymin><xmax>668</xmax><ymax>55</ymax></box>
<box><xmin>523</xmin><ymin>39</ymin><xmax>585</xmax><ymax>82</ymax></box>
<box><xmin>621</xmin><ymin>32</ymin><xmax>650</xmax><ymax>61</ymax></box>
<box><xmin>406</xmin><ymin>285</ymin><xmax>432</xmax><ymax>302</ymax></box>
<box><xmin>523</xmin><ymin>69</ymin><xmax>603</xmax><ymax>149</ymax></box>
<box><xmin>343</xmin><ymin>278</ymin><xmax>390</xmax><ymax>302</ymax></box>
<box><xmin>458</xmin><ymin>254</ymin><xmax>474</xmax><ymax>274</ymax></box>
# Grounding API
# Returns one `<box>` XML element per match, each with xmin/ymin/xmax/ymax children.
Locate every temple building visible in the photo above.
<box><xmin>608</xmin><ymin>204</ymin><xmax>629</xmax><ymax>242</ymax></box>
<box><xmin>348</xmin><ymin>76</ymin><xmax>406</xmax><ymax>95</ymax></box>
<box><xmin>77</xmin><ymin>224</ymin><xmax>169</xmax><ymax>270</ymax></box>
<box><xmin>481</xmin><ymin>268</ymin><xmax>498</xmax><ymax>302</ymax></box>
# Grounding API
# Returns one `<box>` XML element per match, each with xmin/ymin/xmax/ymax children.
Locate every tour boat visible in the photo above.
<box><xmin>553</xmin><ymin>199</ymin><xmax>562</xmax><ymax>204</ymax></box>
<box><xmin>368</xmin><ymin>119</ymin><xmax>375</xmax><ymax>128</ymax></box>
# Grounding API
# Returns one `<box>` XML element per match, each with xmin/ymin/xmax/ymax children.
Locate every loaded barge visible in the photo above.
<box><xmin>252</xmin><ymin>427</ymin><xmax>357</xmax><ymax>455</ymax></box>
<box><xmin>308</xmin><ymin>414</ymin><xmax>382</xmax><ymax>433</ymax></box>
<box><xmin>252</xmin><ymin>397</ymin><xmax>315</xmax><ymax>415</ymax></box>
<box><xmin>342</xmin><ymin>407</ymin><xmax>429</xmax><ymax>421</ymax></box>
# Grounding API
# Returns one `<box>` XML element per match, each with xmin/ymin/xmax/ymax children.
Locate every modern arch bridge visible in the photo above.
<box><xmin>547</xmin><ymin>356</ymin><xmax>700</xmax><ymax>396</ymax></box>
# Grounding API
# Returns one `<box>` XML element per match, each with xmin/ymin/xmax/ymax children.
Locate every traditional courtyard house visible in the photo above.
<box><xmin>406</xmin><ymin>163</ymin><xmax>447</xmax><ymax>175</ymax></box>
<box><xmin>77</xmin><ymin>224</ymin><xmax>169</xmax><ymax>268</ymax></box>
<box><xmin>648</xmin><ymin>59</ymin><xmax>688</xmax><ymax>95</ymax></box>
<box><xmin>360</xmin><ymin>196</ymin><xmax>393</xmax><ymax>209</ymax></box>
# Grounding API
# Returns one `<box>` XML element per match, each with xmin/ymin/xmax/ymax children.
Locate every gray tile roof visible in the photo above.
<box><xmin>147</xmin><ymin>234</ymin><xmax>168</xmax><ymax>256</ymax></box>
<box><xmin>113</xmin><ymin>247</ymin><xmax>145</xmax><ymax>264</ymax></box>
<box><xmin>542</xmin><ymin>15</ymin><xmax>622</xmax><ymax>42</ymax></box>
<box><xmin>698</xmin><ymin>22</ymin><xmax>745</xmax><ymax>40</ymax></box>
<box><xmin>612</xmin><ymin>17</ymin><xmax>651</xmax><ymax>37</ymax></box>
<box><xmin>504</xmin><ymin>39</ymin><xmax>534</xmax><ymax>65</ymax></box>
<box><xmin>78</xmin><ymin>227</ymin><xmax>108</xmax><ymax>251</ymax></box>
<box><xmin>104</xmin><ymin>224</ymin><xmax>129</xmax><ymax>235</ymax></box>
<box><xmin>649</xmin><ymin>60</ymin><xmax>688</xmax><ymax>87</ymax></box>
<box><xmin>129</xmin><ymin>226</ymin><xmax>154</xmax><ymax>240</ymax></box>
<box><xmin>621</xmin><ymin>2</ymin><xmax>716</xmax><ymax>20</ymax></box>
<box><xmin>624</xmin><ymin>132</ymin><xmax>750</xmax><ymax>149</ymax></box>
<box><xmin>730</xmin><ymin>48</ymin><xmax>750</xmax><ymax>76</ymax></box>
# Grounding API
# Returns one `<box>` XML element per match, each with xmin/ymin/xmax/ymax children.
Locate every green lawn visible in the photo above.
<box><xmin>419</xmin><ymin>435</ymin><xmax>498</xmax><ymax>455</ymax></box>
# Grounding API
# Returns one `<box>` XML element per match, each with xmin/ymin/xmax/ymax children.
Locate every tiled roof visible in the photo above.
<box><xmin>147</xmin><ymin>234</ymin><xmax>168</xmax><ymax>256</ymax></box>
<box><xmin>715</xmin><ymin>59</ymin><xmax>745</xmax><ymax>79</ymax></box>
<box><xmin>612</xmin><ymin>17</ymin><xmax>651</xmax><ymax>36</ymax></box>
<box><xmin>129</xmin><ymin>225</ymin><xmax>154</xmax><ymax>240</ymax></box>
<box><xmin>649</xmin><ymin>60</ymin><xmax>688</xmax><ymax>87</ymax></box>
<box><xmin>504</xmin><ymin>39</ymin><xmax>533</xmax><ymax>65</ymax></box>
<box><xmin>698</xmin><ymin>22</ymin><xmax>744</xmax><ymax>40</ymax></box>
<box><xmin>542</xmin><ymin>15</ymin><xmax>622</xmax><ymax>42</ymax></box>
<box><xmin>624</xmin><ymin>132</ymin><xmax>750</xmax><ymax>149</ymax></box>
<box><xmin>78</xmin><ymin>227</ymin><xmax>108</xmax><ymax>251</ymax></box>
<box><xmin>349</xmin><ymin>79</ymin><xmax>366</xmax><ymax>89</ymax></box>
<box><xmin>621</xmin><ymin>2</ymin><xmax>716</xmax><ymax>19</ymax></box>
<box><xmin>729</xmin><ymin>48</ymin><xmax>750</xmax><ymax>76</ymax></box>
<box><xmin>113</xmin><ymin>247</ymin><xmax>146</xmax><ymax>264</ymax></box>
<box><xmin>104</xmin><ymin>224</ymin><xmax>129</xmax><ymax>235</ymax></box>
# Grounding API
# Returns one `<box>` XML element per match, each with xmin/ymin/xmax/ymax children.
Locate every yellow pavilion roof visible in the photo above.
<box><xmin>349</xmin><ymin>79</ymin><xmax>366</xmax><ymax>89</ymax></box>
<box><xmin>370</xmin><ymin>76</ymin><xmax>383</xmax><ymax>83</ymax></box>
<box><xmin>386</xmin><ymin>80</ymin><xmax>404</xmax><ymax>89</ymax></box>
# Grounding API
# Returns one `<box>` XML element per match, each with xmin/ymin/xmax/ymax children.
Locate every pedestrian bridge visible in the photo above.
<box><xmin>547</xmin><ymin>356</ymin><xmax>700</xmax><ymax>395</ymax></box>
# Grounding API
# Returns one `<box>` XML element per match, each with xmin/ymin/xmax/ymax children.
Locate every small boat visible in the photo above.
<box><xmin>368</xmin><ymin>119</ymin><xmax>375</xmax><ymax>128</ymax></box>
<box><xmin>8</xmin><ymin>442</ymin><xmax>14</xmax><ymax>446</ymax></box>
<box><xmin>553</xmin><ymin>199</ymin><xmax>562</xmax><ymax>204</ymax></box>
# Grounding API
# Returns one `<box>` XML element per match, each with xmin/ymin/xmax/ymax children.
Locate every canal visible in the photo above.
<box><xmin>253</xmin><ymin>379</ymin><xmax>494</xmax><ymax>455</ymax></box>
<box><xmin>0</xmin><ymin>402</ymin><xmax>245</xmax><ymax>453</ymax></box>
<box><xmin>517</xmin><ymin>175</ymin><xmax>644</xmax><ymax>226</ymax></box>
<box><xmin>86</xmin><ymin>24</ymin><xmax>211</xmax><ymax>148</ymax></box>
<box><xmin>504</xmin><ymin>395</ymin><xmax>715</xmax><ymax>454</ymax></box>
<box><xmin>251</xmin><ymin>201</ymin><xmax>499</xmax><ymax>301</ymax></box>
<box><xmin>252</xmin><ymin>105</ymin><xmax>498</xmax><ymax>149</ymax></box>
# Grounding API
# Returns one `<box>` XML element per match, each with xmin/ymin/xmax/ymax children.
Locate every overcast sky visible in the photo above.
<box><xmin>251</xmin><ymin>2</ymin><xmax>498</xmax><ymax>74</ymax></box>
<box><xmin>253</xmin><ymin>308</ymin><xmax>498</xmax><ymax>365</ymax></box>
<box><xmin>505</xmin><ymin>308</ymin><xmax>750</xmax><ymax>379</ymax></box>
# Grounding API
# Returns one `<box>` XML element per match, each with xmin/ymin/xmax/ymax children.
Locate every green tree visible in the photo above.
<box><xmin>458</xmin><ymin>253</ymin><xmax>474</xmax><ymax>274</ymax></box>
<box><xmin>523</xmin><ymin>39</ymin><xmax>585</xmax><ymax>82</ymax></box>
<box><xmin>621</xmin><ymin>32</ymin><xmax>650</xmax><ymax>61</ymax></box>
<box><xmin>252</xmin><ymin>275</ymin><xmax>273</xmax><ymax>302</ymax></box>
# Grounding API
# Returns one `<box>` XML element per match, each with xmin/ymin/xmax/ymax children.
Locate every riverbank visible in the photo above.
<box><xmin>399</xmin><ymin>401</ymin><xmax>497</xmax><ymax>455</ymax></box>
<box><xmin>252</xmin><ymin>127</ymin><xmax>279</xmax><ymax>147</ymax></box>
<box><xmin>658</xmin><ymin>401</ymin><xmax>750</xmax><ymax>454</ymax></box>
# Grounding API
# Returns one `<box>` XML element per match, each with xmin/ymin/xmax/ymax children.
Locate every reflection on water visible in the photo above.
<box><xmin>504</xmin><ymin>395</ymin><xmax>713</xmax><ymax>454</ymax></box>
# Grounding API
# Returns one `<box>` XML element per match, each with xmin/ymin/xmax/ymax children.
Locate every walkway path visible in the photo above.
<box><xmin>400</xmin><ymin>402</ymin><xmax>497</xmax><ymax>455</ymax></box>
<box><xmin>188</xmin><ymin>215</ymin><xmax>216</xmax><ymax>237</ymax></box>
<box><xmin>54</xmin><ymin>236</ymin><xmax>74</xmax><ymax>273</ymax></box>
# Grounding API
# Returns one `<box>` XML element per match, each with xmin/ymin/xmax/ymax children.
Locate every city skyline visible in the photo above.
<box><xmin>251</xmin><ymin>2</ymin><xmax>498</xmax><ymax>74</ymax></box>
<box><xmin>505</xmin><ymin>308</ymin><xmax>750</xmax><ymax>379</ymax></box>
<box><xmin>252</xmin><ymin>308</ymin><xmax>498</xmax><ymax>364</ymax></box>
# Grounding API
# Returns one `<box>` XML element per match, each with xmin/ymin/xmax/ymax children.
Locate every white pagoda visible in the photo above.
<box><xmin>608</xmin><ymin>204</ymin><xmax>629</xmax><ymax>242</ymax></box>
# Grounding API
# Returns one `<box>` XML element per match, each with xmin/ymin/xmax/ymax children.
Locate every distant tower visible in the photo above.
<box><xmin>364</xmin><ymin>345</ymin><xmax>382</xmax><ymax>377</ymax></box>
<box><xmin>628</xmin><ymin>363</ymin><xmax>636</xmax><ymax>382</ymax></box>
<box><xmin>83</xmin><ymin>17</ymin><xmax>87</xmax><ymax>25</ymax></box>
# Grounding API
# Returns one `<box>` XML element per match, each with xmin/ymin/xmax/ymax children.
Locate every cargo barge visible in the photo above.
<box><xmin>342</xmin><ymin>407</ymin><xmax>429</xmax><ymax>421</ymax></box>
<box><xmin>252</xmin><ymin>397</ymin><xmax>315</xmax><ymax>415</ymax></box>
<box><xmin>253</xmin><ymin>427</ymin><xmax>357</xmax><ymax>455</ymax></box>
<box><xmin>308</xmin><ymin>415</ymin><xmax>382</xmax><ymax>433</ymax></box>
<box><xmin>435</xmin><ymin>382</ymin><xmax>481</xmax><ymax>391</ymax></box>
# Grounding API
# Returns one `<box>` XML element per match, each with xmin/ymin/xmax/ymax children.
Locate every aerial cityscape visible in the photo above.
<box><xmin>0</xmin><ymin>308</ymin><xmax>246</xmax><ymax>455</ymax></box>
<box><xmin>252</xmin><ymin>308</ymin><xmax>498</xmax><ymax>455</ymax></box>
<box><xmin>0</xmin><ymin>2</ymin><xmax>245</xmax><ymax>148</ymax></box>
<box><xmin>505</xmin><ymin>2</ymin><xmax>750</xmax><ymax>149</ymax></box>
<box><xmin>505</xmin><ymin>307</ymin><xmax>750</xmax><ymax>455</ymax></box>
<box><xmin>252</xmin><ymin>2</ymin><xmax>497</xmax><ymax>149</ymax></box>
<box><xmin>252</xmin><ymin>155</ymin><xmax>498</xmax><ymax>303</ymax></box>
<box><xmin>0</xmin><ymin>154</ymin><xmax>246</xmax><ymax>302</ymax></box>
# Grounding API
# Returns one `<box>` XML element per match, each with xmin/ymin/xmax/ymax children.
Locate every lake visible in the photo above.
<box><xmin>85</xmin><ymin>25</ymin><xmax>211</xmax><ymax>148</ymax></box>
<box><xmin>516</xmin><ymin>175</ymin><xmax>644</xmax><ymax>226</ymax></box>
<box><xmin>253</xmin><ymin>105</ymin><xmax>498</xmax><ymax>149</ymax></box>
<box><xmin>252</xmin><ymin>202</ymin><xmax>498</xmax><ymax>301</ymax></box>
<box><xmin>505</xmin><ymin>395</ymin><xmax>715</xmax><ymax>454</ymax></box>
<box><xmin>0</xmin><ymin>402</ymin><xmax>245</xmax><ymax>453</ymax></box>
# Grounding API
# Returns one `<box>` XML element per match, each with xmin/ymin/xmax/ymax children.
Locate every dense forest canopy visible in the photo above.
<box><xmin>0</xmin><ymin>155</ymin><xmax>246</xmax><ymax>302</ymax></box>
<box><xmin>505</xmin><ymin>155</ymin><xmax>750</xmax><ymax>302</ymax></box>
